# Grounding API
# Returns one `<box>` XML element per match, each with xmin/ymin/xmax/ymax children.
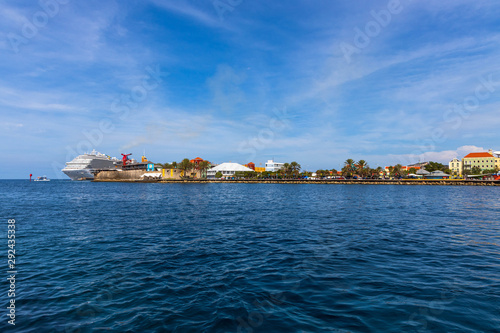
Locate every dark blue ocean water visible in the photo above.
<box><xmin>1</xmin><ymin>180</ymin><xmax>499</xmax><ymax>332</ymax></box>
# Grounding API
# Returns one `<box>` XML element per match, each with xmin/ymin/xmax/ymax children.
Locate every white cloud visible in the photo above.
<box><xmin>388</xmin><ymin>145</ymin><xmax>487</xmax><ymax>165</ymax></box>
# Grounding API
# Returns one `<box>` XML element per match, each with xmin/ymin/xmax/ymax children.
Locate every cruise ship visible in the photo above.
<box><xmin>62</xmin><ymin>150</ymin><xmax>120</xmax><ymax>180</ymax></box>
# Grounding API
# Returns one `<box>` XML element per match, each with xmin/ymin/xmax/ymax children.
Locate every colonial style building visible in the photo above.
<box><xmin>449</xmin><ymin>158</ymin><xmax>462</xmax><ymax>176</ymax></box>
<box><xmin>462</xmin><ymin>151</ymin><xmax>497</xmax><ymax>173</ymax></box>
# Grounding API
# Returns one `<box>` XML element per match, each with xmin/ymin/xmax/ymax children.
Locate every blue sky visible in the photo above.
<box><xmin>1</xmin><ymin>0</ymin><xmax>500</xmax><ymax>178</ymax></box>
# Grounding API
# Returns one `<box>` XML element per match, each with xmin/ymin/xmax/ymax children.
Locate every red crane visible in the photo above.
<box><xmin>121</xmin><ymin>153</ymin><xmax>132</xmax><ymax>167</ymax></box>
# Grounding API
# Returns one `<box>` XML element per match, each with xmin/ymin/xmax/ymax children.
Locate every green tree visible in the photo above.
<box><xmin>281</xmin><ymin>163</ymin><xmax>291</xmax><ymax>178</ymax></box>
<box><xmin>215</xmin><ymin>171</ymin><xmax>223</xmax><ymax>178</ymax></box>
<box><xmin>342</xmin><ymin>159</ymin><xmax>355</xmax><ymax>177</ymax></box>
<box><xmin>393</xmin><ymin>164</ymin><xmax>403</xmax><ymax>178</ymax></box>
<box><xmin>470</xmin><ymin>166</ymin><xmax>481</xmax><ymax>175</ymax></box>
<box><xmin>316</xmin><ymin>170</ymin><xmax>330</xmax><ymax>178</ymax></box>
<box><xmin>234</xmin><ymin>171</ymin><xmax>245</xmax><ymax>179</ymax></box>
<box><xmin>198</xmin><ymin>161</ymin><xmax>211</xmax><ymax>178</ymax></box>
<box><xmin>357</xmin><ymin>160</ymin><xmax>368</xmax><ymax>177</ymax></box>
<box><xmin>290</xmin><ymin>161</ymin><xmax>301</xmax><ymax>178</ymax></box>
<box><xmin>260</xmin><ymin>171</ymin><xmax>270</xmax><ymax>179</ymax></box>
<box><xmin>330</xmin><ymin>168</ymin><xmax>338</xmax><ymax>178</ymax></box>
<box><xmin>424</xmin><ymin>161</ymin><xmax>447</xmax><ymax>172</ymax></box>
<box><xmin>179</xmin><ymin>158</ymin><xmax>193</xmax><ymax>178</ymax></box>
<box><xmin>301</xmin><ymin>171</ymin><xmax>312</xmax><ymax>178</ymax></box>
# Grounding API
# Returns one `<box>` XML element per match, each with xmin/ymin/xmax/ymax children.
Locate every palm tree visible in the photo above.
<box><xmin>357</xmin><ymin>160</ymin><xmax>368</xmax><ymax>177</ymax></box>
<box><xmin>281</xmin><ymin>163</ymin><xmax>291</xmax><ymax>178</ymax></box>
<box><xmin>179</xmin><ymin>158</ymin><xmax>193</xmax><ymax>178</ymax></box>
<box><xmin>198</xmin><ymin>161</ymin><xmax>211</xmax><ymax>178</ymax></box>
<box><xmin>393</xmin><ymin>164</ymin><xmax>403</xmax><ymax>178</ymax></box>
<box><xmin>343</xmin><ymin>159</ymin><xmax>355</xmax><ymax>177</ymax></box>
<box><xmin>162</xmin><ymin>162</ymin><xmax>172</xmax><ymax>169</ymax></box>
<box><xmin>171</xmin><ymin>161</ymin><xmax>178</xmax><ymax>169</ymax></box>
<box><xmin>290</xmin><ymin>161</ymin><xmax>301</xmax><ymax>178</ymax></box>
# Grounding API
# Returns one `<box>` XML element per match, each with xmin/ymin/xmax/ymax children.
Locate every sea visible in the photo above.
<box><xmin>1</xmin><ymin>180</ymin><xmax>499</xmax><ymax>332</ymax></box>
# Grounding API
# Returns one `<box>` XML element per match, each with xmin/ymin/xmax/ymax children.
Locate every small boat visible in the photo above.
<box><xmin>34</xmin><ymin>176</ymin><xmax>50</xmax><ymax>182</ymax></box>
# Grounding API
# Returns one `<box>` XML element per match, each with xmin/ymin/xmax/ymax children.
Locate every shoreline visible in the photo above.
<box><xmin>92</xmin><ymin>179</ymin><xmax>500</xmax><ymax>186</ymax></box>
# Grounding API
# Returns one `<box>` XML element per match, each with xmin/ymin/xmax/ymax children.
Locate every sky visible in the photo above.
<box><xmin>1</xmin><ymin>0</ymin><xmax>500</xmax><ymax>179</ymax></box>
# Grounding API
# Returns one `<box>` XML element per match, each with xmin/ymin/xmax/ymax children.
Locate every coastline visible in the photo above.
<box><xmin>92</xmin><ymin>179</ymin><xmax>500</xmax><ymax>186</ymax></box>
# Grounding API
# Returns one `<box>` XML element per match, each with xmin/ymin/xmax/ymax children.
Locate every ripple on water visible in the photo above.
<box><xmin>2</xmin><ymin>181</ymin><xmax>499</xmax><ymax>332</ymax></box>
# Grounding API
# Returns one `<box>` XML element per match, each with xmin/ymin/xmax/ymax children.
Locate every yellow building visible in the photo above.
<box><xmin>254</xmin><ymin>167</ymin><xmax>266</xmax><ymax>173</ymax></box>
<box><xmin>448</xmin><ymin>158</ymin><xmax>462</xmax><ymax>176</ymax></box>
<box><xmin>462</xmin><ymin>151</ymin><xmax>497</xmax><ymax>173</ymax></box>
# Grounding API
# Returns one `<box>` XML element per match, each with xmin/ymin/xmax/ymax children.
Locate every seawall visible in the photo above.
<box><xmin>93</xmin><ymin>178</ymin><xmax>500</xmax><ymax>186</ymax></box>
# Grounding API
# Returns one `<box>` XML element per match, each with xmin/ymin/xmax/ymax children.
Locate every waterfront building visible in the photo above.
<box><xmin>462</xmin><ymin>151</ymin><xmax>496</xmax><ymax>173</ymax></box>
<box><xmin>161</xmin><ymin>168</ymin><xmax>202</xmax><ymax>179</ymax></box>
<box><xmin>254</xmin><ymin>167</ymin><xmax>265</xmax><ymax>173</ymax></box>
<box><xmin>493</xmin><ymin>150</ymin><xmax>500</xmax><ymax>170</ymax></box>
<box><xmin>207</xmin><ymin>163</ymin><xmax>254</xmax><ymax>179</ymax></box>
<box><xmin>416</xmin><ymin>169</ymin><xmax>430</xmax><ymax>178</ymax></box>
<box><xmin>449</xmin><ymin>158</ymin><xmax>462</xmax><ymax>176</ymax></box>
<box><xmin>190</xmin><ymin>157</ymin><xmax>207</xmax><ymax>167</ymax></box>
<box><xmin>265</xmin><ymin>160</ymin><xmax>284</xmax><ymax>172</ymax></box>
<box><xmin>425</xmin><ymin>171</ymin><xmax>450</xmax><ymax>179</ymax></box>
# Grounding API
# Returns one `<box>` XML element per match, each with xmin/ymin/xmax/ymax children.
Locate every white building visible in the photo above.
<box><xmin>207</xmin><ymin>163</ymin><xmax>254</xmax><ymax>179</ymax></box>
<box><xmin>265</xmin><ymin>160</ymin><xmax>284</xmax><ymax>172</ymax></box>
<box><xmin>449</xmin><ymin>158</ymin><xmax>462</xmax><ymax>176</ymax></box>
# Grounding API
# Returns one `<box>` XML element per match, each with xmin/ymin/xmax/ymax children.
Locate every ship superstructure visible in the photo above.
<box><xmin>62</xmin><ymin>150</ymin><xmax>120</xmax><ymax>180</ymax></box>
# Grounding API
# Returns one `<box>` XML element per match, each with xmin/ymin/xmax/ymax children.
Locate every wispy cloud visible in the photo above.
<box><xmin>1</xmin><ymin>1</ymin><xmax>500</xmax><ymax>178</ymax></box>
<box><xmin>148</xmin><ymin>0</ymin><xmax>225</xmax><ymax>29</ymax></box>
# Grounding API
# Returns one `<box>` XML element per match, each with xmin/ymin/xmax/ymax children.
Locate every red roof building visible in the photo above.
<box><xmin>190</xmin><ymin>157</ymin><xmax>206</xmax><ymax>169</ymax></box>
<box><xmin>462</xmin><ymin>152</ymin><xmax>496</xmax><ymax>173</ymax></box>
<box><xmin>463</xmin><ymin>152</ymin><xmax>493</xmax><ymax>158</ymax></box>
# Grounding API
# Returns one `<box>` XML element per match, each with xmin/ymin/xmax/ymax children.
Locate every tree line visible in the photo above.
<box><xmin>158</xmin><ymin>158</ymin><xmax>497</xmax><ymax>179</ymax></box>
<box><xmin>161</xmin><ymin>158</ymin><xmax>211</xmax><ymax>178</ymax></box>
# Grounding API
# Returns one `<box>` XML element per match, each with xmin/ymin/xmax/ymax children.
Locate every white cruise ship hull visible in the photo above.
<box><xmin>62</xmin><ymin>169</ymin><xmax>95</xmax><ymax>180</ymax></box>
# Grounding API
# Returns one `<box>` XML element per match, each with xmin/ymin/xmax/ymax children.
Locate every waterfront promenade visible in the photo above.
<box><xmin>93</xmin><ymin>178</ymin><xmax>500</xmax><ymax>186</ymax></box>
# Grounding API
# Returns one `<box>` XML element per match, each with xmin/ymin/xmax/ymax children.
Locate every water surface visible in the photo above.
<box><xmin>1</xmin><ymin>180</ymin><xmax>499</xmax><ymax>332</ymax></box>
